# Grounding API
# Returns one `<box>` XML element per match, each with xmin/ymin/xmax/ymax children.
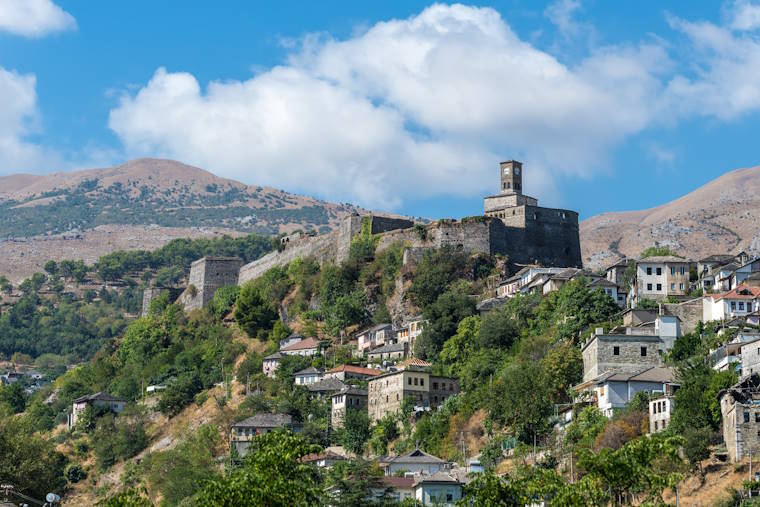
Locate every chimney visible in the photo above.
<box><xmin>595</xmin><ymin>327</ymin><xmax>604</xmax><ymax>336</ymax></box>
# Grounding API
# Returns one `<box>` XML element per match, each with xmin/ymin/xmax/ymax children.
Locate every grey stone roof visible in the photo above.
<box><xmin>295</xmin><ymin>366</ymin><xmax>322</xmax><ymax>376</ymax></box>
<box><xmin>332</xmin><ymin>386</ymin><xmax>368</xmax><ymax>397</ymax></box>
<box><xmin>637</xmin><ymin>256</ymin><xmax>689</xmax><ymax>264</ymax></box>
<box><xmin>233</xmin><ymin>413</ymin><xmax>293</xmax><ymax>428</ymax></box>
<box><xmin>307</xmin><ymin>377</ymin><xmax>346</xmax><ymax>393</ymax></box>
<box><xmin>264</xmin><ymin>351</ymin><xmax>283</xmax><ymax>360</ymax></box>
<box><xmin>73</xmin><ymin>392</ymin><xmax>126</xmax><ymax>404</ymax></box>
<box><xmin>389</xmin><ymin>448</ymin><xmax>446</xmax><ymax>465</ymax></box>
<box><xmin>413</xmin><ymin>471</ymin><xmax>462</xmax><ymax>486</ymax></box>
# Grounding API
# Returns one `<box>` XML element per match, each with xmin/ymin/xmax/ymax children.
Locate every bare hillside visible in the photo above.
<box><xmin>581</xmin><ymin>165</ymin><xmax>760</xmax><ymax>270</ymax></box>
<box><xmin>0</xmin><ymin>158</ymin><xmax>369</xmax><ymax>282</ymax></box>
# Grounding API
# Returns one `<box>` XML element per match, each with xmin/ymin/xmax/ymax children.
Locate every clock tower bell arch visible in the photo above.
<box><xmin>500</xmin><ymin>160</ymin><xmax>522</xmax><ymax>195</ymax></box>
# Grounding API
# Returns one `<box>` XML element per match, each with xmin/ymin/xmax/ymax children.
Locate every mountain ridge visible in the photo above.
<box><xmin>581</xmin><ymin>164</ymin><xmax>760</xmax><ymax>270</ymax></box>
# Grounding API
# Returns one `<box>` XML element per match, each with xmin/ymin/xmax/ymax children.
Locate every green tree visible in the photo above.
<box><xmin>0</xmin><ymin>382</ymin><xmax>27</xmax><ymax>413</ymax></box>
<box><xmin>490</xmin><ymin>360</ymin><xmax>553</xmax><ymax>444</ymax></box>
<box><xmin>0</xmin><ymin>275</ymin><xmax>12</xmax><ymax>294</ymax></box>
<box><xmin>196</xmin><ymin>431</ymin><xmax>321</xmax><ymax>506</ymax></box>
<box><xmin>416</xmin><ymin>291</ymin><xmax>475</xmax><ymax>359</ymax></box>
<box><xmin>342</xmin><ymin>407</ymin><xmax>371</xmax><ymax>455</ymax></box>
<box><xmin>234</xmin><ymin>282</ymin><xmax>278</xmax><ymax>338</ymax></box>
<box><xmin>43</xmin><ymin>260</ymin><xmax>59</xmax><ymax>277</ymax></box>
<box><xmin>210</xmin><ymin>285</ymin><xmax>240</xmax><ymax>321</ymax></box>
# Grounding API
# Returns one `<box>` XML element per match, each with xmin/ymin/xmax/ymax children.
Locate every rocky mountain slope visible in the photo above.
<box><xmin>0</xmin><ymin>158</ymin><xmax>366</xmax><ymax>282</ymax></box>
<box><xmin>581</xmin><ymin>165</ymin><xmax>760</xmax><ymax>270</ymax></box>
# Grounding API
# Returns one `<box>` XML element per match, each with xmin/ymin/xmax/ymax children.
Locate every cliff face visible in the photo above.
<box><xmin>581</xmin><ymin>165</ymin><xmax>760</xmax><ymax>270</ymax></box>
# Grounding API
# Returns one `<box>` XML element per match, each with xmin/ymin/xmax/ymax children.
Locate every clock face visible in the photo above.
<box><xmin>503</xmin><ymin>167</ymin><xmax>509</xmax><ymax>175</ymax></box>
<box><xmin>514</xmin><ymin>167</ymin><xmax>521</xmax><ymax>176</ymax></box>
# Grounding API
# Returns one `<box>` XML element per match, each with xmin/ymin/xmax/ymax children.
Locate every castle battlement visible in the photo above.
<box><xmin>171</xmin><ymin>160</ymin><xmax>582</xmax><ymax>313</ymax></box>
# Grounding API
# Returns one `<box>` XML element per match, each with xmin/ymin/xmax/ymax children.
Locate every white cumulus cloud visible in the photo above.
<box><xmin>0</xmin><ymin>66</ymin><xmax>59</xmax><ymax>172</ymax></box>
<box><xmin>109</xmin><ymin>4</ymin><xmax>671</xmax><ymax>210</ymax></box>
<box><xmin>0</xmin><ymin>0</ymin><xmax>76</xmax><ymax>37</ymax></box>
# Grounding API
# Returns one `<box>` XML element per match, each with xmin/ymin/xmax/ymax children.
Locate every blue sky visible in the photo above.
<box><xmin>2</xmin><ymin>1</ymin><xmax>760</xmax><ymax>221</ymax></box>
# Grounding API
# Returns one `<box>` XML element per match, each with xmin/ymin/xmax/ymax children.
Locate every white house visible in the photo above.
<box><xmin>413</xmin><ymin>472</ymin><xmax>463</xmax><ymax>507</ymax></box>
<box><xmin>576</xmin><ymin>367</ymin><xmax>679</xmax><ymax>417</ymax></box>
<box><xmin>385</xmin><ymin>449</ymin><xmax>448</xmax><ymax>476</ymax></box>
<box><xmin>649</xmin><ymin>396</ymin><xmax>674</xmax><ymax>433</ymax></box>
<box><xmin>69</xmin><ymin>392</ymin><xmax>127</xmax><ymax>428</ymax></box>
<box><xmin>732</xmin><ymin>258</ymin><xmax>760</xmax><ymax>289</ymax></box>
<box><xmin>294</xmin><ymin>366</ymin><xmax>323</xmax><ymax>386</ymax></box>
<box><xmin>280</xmin><ymin>337</ymin><xmax>322</xmax><ymax>357</ymax></box>
<box><xmin>588</xmin><ymin>278</ymin><xmax>625</xmax><ymax>307</ymax></box>
<box><xmin>356</xmin><ymin>324</ymin><xmax>393</xmax><ymax>353</ymax></box>
<box><xmin>632</xmin><ymin>256</ymin><xmax>690</xmax><ymax>305</ymax></box>
<box><xmin>702</xmin><ymin>285</ymin><xmax>760</xmax><ymax>323</ymax></box>
<box><xmin>263</xmin><ymin>352</ymin><xmax>283</xmax><ymax>378</ymax></box>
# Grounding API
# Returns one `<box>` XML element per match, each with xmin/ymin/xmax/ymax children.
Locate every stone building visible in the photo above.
<box><xmin>720</xmin><ymin>374</ymin><xmax>760</xmax><ymax>462</ymax></box>
<box><xmin>325</xmin><ymin>364</ymin><xmax>381</xmax><ymax>382</ymax></box>
<box><xmin>575</xmin><ymin>367</ymin><xmax>678</xmax><ymax>417</ymax></box>
<box><xmin>69</xmin><ymin>392</ymin><xmax>127</xmax><ymax>429</ymax></box>
<box><xmin>367</xmin><ymin>342</ymin><xmax>408</xmax><ymax>363</ymax></box>
<box><xmin>331</xmin><ymin>386</ymin><xmax>367</xmax><ymax>429</ymax></box>
<box><xmin>183</xmin><ymin>256</ymin><xmax>243</xmax><ymax>311</ymax></box>
<box><xmin>580</xmin><ymin>317</ymin><xmax>681</xmax><ymax>383</ymax></box>
<box><xmin>230</xmin><ymin>413</ymin><xmax>301</xmax><ymax>457</ymax></box>
<box><xmin>367</xmin><ymin>365</ymin><xmax>459</xmax><ymax>423</ymax></box>
<box><xmin>263</xmin><ymin>352</ymin><xmax>283</xmax><ymax>378</ymax></box>
<box><xmin>631</xmin><ymin>256</ymin><xmax>691</xmax><ymax>306</ymax></box>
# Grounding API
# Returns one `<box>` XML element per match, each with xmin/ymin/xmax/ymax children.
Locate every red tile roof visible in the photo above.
<box><xmin>381</xmin><ymin>476</ymin><xmax>415</xmax><ymax>489</ymax></box>
<box><xmin>712</xmin><ymin>285</ymin><xmax>760</xmax><ymax>301</ymax></box>
<box><xmin>326</xmin><ymin>364</ymin><xmax>381</xmax><ymax>376</ymax></box>
<box><xmin>280</xmin><ymin>337</ymin><xmax>322</xmax><ymax>352</ymax></box>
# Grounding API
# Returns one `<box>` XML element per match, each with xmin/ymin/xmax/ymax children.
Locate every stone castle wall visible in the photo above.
<box><xmin>238</xmin><ymin>232</ymin><xmax>338</xmax><ymax>285</ymax></box>
<box><xmin>184</xmin><ymin>257</ymin><xmax>243</xmax><ymax>311</ymax></box>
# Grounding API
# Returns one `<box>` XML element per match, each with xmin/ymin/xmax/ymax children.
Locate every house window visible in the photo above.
<box><xmin>655</xmin><ymin>421</ymin><xmax>658</xmax><ymax>430</ymax></box>
<box><xmin>414</xmin><ymin>378</ymin><xmax>418</xmax><ymax>386</ymax></box>
<box><xmin>740</xmin><ymin>302</ymin><xmax>745</xmax><ymax>311</ymax></box>
<box><xmin>656</xmin><ymin>267</ymin><xmax>662</xmax><ymax>276</ymax></box>
<box><xmin>656</xmin><ymin>284</ymin><xmax>662</xmax><ymax>291</ymax></box>
<box><xmin>647</xmin><ymin>267</ymin><xmax>652</xmax><ymax>275</ymax></box>
<box><xmin>641</xmin><ymin>347</ymin><xmax>647</xmax><ymax>357</ymax></box>
<box><xmin>745</xmin><ymin>411</ymin><xmax>751</xmax><ymax>423</ymax></box>
<box><xmin>680</xmin><ymin>267</ymin><xmax>685</xmax><ymax>275</ymax></box>
<box><xmin>680</xmin><ymin>283</ymin><xmax>684</xmax><ymax>290</ymax></box>
<box><xmin>731</xmin><ymin>302</ymin><xmax>737</xmax><ymax>311</ymax></box>
<box><xmin>420</xmin><ymin>378</ymin><xmax>424</xmax><ymax>387</ymax></box>
<box><xmin>671</xmin><ymin>267</ymin><xmax>675</xmax><ymax>275</ymax></box>
<box><xmin>670</xmin><ymin>283</ymin><xmax>675</xmax><ymax>290</ymax></box>
<box><xmin>755</xmin><ymin>412</ymin><xmax>760</xmax><ymax>423</ymax></box>
<box><xmin>433</xmin><ymin>382</ymin><xmax>438</xmax><ymax>390</ymax></box>
<box><xmin>613</xmin><ymin>346</ymin><xmax>620</xmax><ymax>355</ymax></box>
<box><xmin>647</xmin><ymin>283</ymin><xmax>653</xmax><ymax>291</ymax></box>
<box><xmin>408</xmin><ymin>378</ymin><xmax>412</xmax><ymax>385</ymax></box>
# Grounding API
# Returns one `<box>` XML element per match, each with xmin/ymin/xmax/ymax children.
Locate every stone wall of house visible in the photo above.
<box><xmin>582</xmin><ymin>336</ymin><xmax>663</xmax><ymax>382</ymax></box>
<box><xmin>500</xmin><ymin>205</ymin><xmax>582</xmax><ymax>267</ymax></box>
<box><xmin>719</xmin><ymin>395</ymin><xmax>760</xmax><ymax>462</ymax></box>
<box><xmin>184</xmin><ymin>257</ymin><xmax>243</xmax><ymax>311</ymax></box>
<box><xmin>663</xmin><ymin>298</ymin><xmax>702</xmax><ymax>335</ymax></box>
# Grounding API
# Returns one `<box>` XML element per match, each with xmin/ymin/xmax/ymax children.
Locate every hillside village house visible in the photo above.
<box><xmin>357</xmin><ymin>323</ymin><xmax>393</xmax><ymax>353</ymax></box>
<box><xmin>731</xmin><ymin>258</ymin><xmax>760</xmax><ymax>289</ymax></box>
<box><xmin>649</xmin><ymin>396</ymin><xmax>674</xmax><ymax>433</ymax></box>
<box><xmin>294</xmin><ymin>366</ymin><xmax>323</xmax><ymax>386</ymax></box>
<box><xmin>709</xmin><ymin>331</ymin><xmax>760</xmax><ymax>372</ymax></box>
<box><xmin>720</xmin><ymin>374</ymin><xmax>760</xmax><ymax>462</ymax></box>
<box><xmin>280</xmin><ymin>336</ymin><xmax>322</xmax><ymax>357</ymax></box>
<box><xmin>413</xmin><ymin>472</ymin><xmax>464</xmax><ymax>507</ymax></box>
<box><xmin>497</xmin><ymin>266</ymin><xmax>565</xmax><ymax>298</ymax></box>
<box><xmin>262</xmin><ymin>352</ymin><xmax>283</xmax><ymax>378</ymax></box>
<box><xmin>576</xmin><ymin>367</ymin><xmax>678</xmax><ymax>417</ymax></box>
<box><xmin>631</xmin><ymin>256</ymin><xmax>691</xmax><ymax>305</ymax></box>
<box><xmin>372</xmin><ymin>477</ymin><xmax>414</xmax><ymax>504</ymax></box>
<box><xmin>279</xmin><ymin>333</ymin><xmax>305</xmax><ymax>350</ymax></box>
<box><xmin>698</xmin><ymin>254</ymin><xmax>737</xmax><ymax>290</ymax></box>
<box><xmin>367</xmin><ymin>342</ymin><xmax>408</xmax><ymax>363</ymax></box>
<box><xmin>300</xmin><ymin>450</ymin><xmax>349</xmax><ymax>469</ymax></box>
<box><xmin>403</xmin><ymin>316</ymin><xmax>426</xmax><ymax>355</ymax></box>
<box><xmin>368</xmin><ymin>362</ymin><xmax>459</xmax><ymax>423</ymax></box>
<box><xmin>385</xmin><ymin>448</ymin><xmax>449</xmax><ymax>476</ymax></box>
<box><xmin>325</xmin><ymin>364</ymin><xmax>381</xmax><ymax>382</ymax></box>
<box><xmin>230</xmin><ymin>413</ymin><xmax>302</xmax><ymax>457</ymax></box>
<box><xmin>606</xmin><ymin>258</ymin><xmax>634</xmax><ymax>286</ymax></box>
<box><xmin>330</xmin><ymin>386</ymin><xmax>367</xmax><ymax>428</ymax></box>
<box><xmin>588</xmin><ymin>278</ymin><xmax>626</xmax><ymax>307</ymax></box>
<box><xmin>307</xmin><ymin>377</ymin><xmax>347</xmax><ymax>399</ymax></box>
<box><xmin>69</xmin><ymin>392</ymin><xmax>127</xmax><ymax>429</ymax></box>
<box><xmin>703</xmin><ymin>285</ymin><xmax>760</xmax><ymax>322</ymax></box>
<box><xmin>741</xmin><ymin>334</ymin><xmax>760</xmax><ymax>377</ymax></box>
<box><xmin>581</xmin><ymin>316</ymin><xmax>680</xmax><ymax>383</ymax></box>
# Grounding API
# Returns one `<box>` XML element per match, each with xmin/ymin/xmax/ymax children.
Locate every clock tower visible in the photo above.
<box><xmin>500</xmin><ymin>160</ymin><xmax>522</xmax><ymax>195</ymax></box>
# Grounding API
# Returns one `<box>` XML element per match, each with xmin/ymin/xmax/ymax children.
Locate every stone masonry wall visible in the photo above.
<box><xmin>663</xmin><ymin>298</ymin><xmax>702</xmax><ymax>335</ymax></box>
<box><xmin>184</xmin><ymin>257</ymin><xmax>243</xmax><ymax>311</ymax></box>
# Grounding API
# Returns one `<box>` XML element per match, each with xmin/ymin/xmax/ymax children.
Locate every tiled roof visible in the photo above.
<box><xmin>280</xmin><ymin>337</ymin><xmax>322</xmax><ymax>352</ymax></box>
<box><xmin>398</xmin><ymin>357</ymin><xmax>432</xmax><ymax>369</ymax></box>
<box><xmin>711</xmin><ymin>285</ymin><xmax>760</xmax><ymax>301</ymax></box>
<box><xmin>381</xmin><ymin>476</ymin><xmax>415</xmax><ymax>489</ymax></box>
<box><xmin>326</xmin><ymin>364</ymin><xmax>381</xmax><ymax>376</ymax></box>
<box><xmin>264</xmin><ymin>351</ymin><xmax>283</xmax><ymax>360</ymax></box>
<box><xmin>307</xmin><ymin>378</ymin><xmax>347</xmax><ymax>392</ymax></box>
<box><xmin>599</xmin><ymin>367</ymin><xmax>677</xmax><ymax>384</ymax></box>
<box><xmin>233</xmin><ymin>413</ymin><xmax>293</xmax><ymax>428</ymax></box>
<box><xmin>73</xmin><ymin>392</ymin><xmax>126</xmax><ymax>404</ymax></box>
